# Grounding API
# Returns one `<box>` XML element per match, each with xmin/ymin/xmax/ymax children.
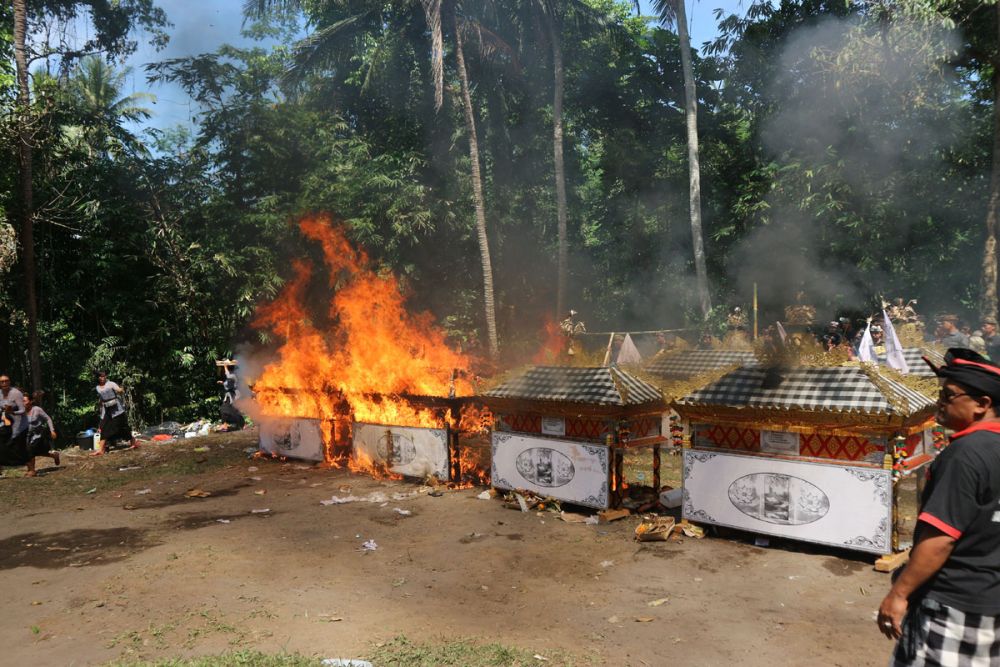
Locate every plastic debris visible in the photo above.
<box><xmin>251</xmin><ymin>508</ymin><xmax>270</xmax><ymax>514</ymax></box>
<box><xmin>135</xmin><ymin>488</ymin><xmax>152</xmax><ymax>495</ymax></box>
<box><xmin>84</xmin><ymin>488</ymin><xmax>97</xmax><ymax>495</ymax></box>
<box><xmin>393</xmin><ymin>508</ymin><xmax>411</xmax><ymax>516</ymax></box>
<box><xmin>600</xmin><ymin>560</ymin><xmax>615</xmax><ymax>568</ymax></box>
<box><xmin>360</xmin><ymin>539</ymin><xmax>378</xmax><ymax>552</ymax></box>
<box><xmin>647</xmin><ymin>598</ymin><xmax>670</xmax><ymax>607</ymax></box>
<box><xmin>118</xmin><ymin>466</ymin><xmax>141</xmax><ymax>472</ymax></box>
<box><xmin>216</xmin><ymin>519</ymin><xmax>231</xmax><ymax>524</ymax></box>
<box><xmin>254</xmin><ymin>489</ymin><xmax>267</xmax><ymax>495</ymax></box>
<box><xmin>682</xmin><ymin>523</ymin><xmax>706</xmax><ymax>539</ymax></box>
<box><xmin>477</xmin><ymin>491</ymin><xmax>491</xmax><ymax>500</ymax></box>
<box><xmin>321</xmin><ymin>660</ymin><xmax>373</xmax><ymax>667</ymax></box>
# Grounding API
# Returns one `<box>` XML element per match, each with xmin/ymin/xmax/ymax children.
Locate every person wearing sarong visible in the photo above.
<box><xmin>218</xmin><ymin>364</ymin><xmax>245</xmax><ymax>430</ymax></box>
<box><xmin>93</xmin><ymin>371</ymin><xmax>136</xmax><ymax>455</ymax></box>
<box><xmin>878</xmin><ymin>348</ymin><xmax>1000</xmax><ymax>666</ymax></box>
<box><xmin>0</xmin><ymin>374</ymin><xmax>26</xmax><ymax>439</ymax></box>
<box><xmin>23</xmin><ymin>391</ymin><xmax>59</xmax><ymax>476</ymax></box>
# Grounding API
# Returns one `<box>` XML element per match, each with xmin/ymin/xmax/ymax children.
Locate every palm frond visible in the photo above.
<box><xmin>285</xmin><ymin>11</ymin><xmax>374</xmax><ymax>85</ymax></box>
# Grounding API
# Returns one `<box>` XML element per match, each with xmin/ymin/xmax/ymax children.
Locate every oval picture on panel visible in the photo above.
<box><xmin>727</xmin><ymin>473</ymin><xmax>830</xmax><ymax>525</ymax></box>
<box><xmin>515</xmin><ymin>447</ymin><xmax>575</xmax><ymax>487</ymax></box>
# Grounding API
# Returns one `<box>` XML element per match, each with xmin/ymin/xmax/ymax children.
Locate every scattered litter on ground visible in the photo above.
<box><xmin>117</xmin><ymin>466</ymin><xmax>141</xmax><ymax>472</ymax></box>
<box><xmin>251</xmin><ymin>508</ymin><xmax>270</xmax><ymax>514</ymax></box>
<box><xmin>635</xmin><ymin>517</ymin><xmax>675</xmax><ymax>542</ymax></box>
<box><xmin>84</xmin><ymin>488</ymin><xmax>96</xmax><ymax>495</ymax></box>
<box><xmin>600</xmin><ymin>560</ymin><xmax>615</xmax><ymax>568</ymax></box>
<box><xmin>393</xmin><ymin>508</ymin><xmax>411</xmax><ymax>516</ymax></box>
<box><xmin>477</xmin><ymin>490</ymin><xmax>492</xmax><ymax>500</ymax></box>
<box><xmin>559</xmin><ymin>511</ymin><xmax>599</xmax><ymax>525</ymax></box>
<box><xmin>599</xmin><ymin>508</ymin><xmax>631</xmax><ymax>523</ymax></box>
<box><xmin>359</xmin><ymin>539</ymin><xmax>378</xmax><ymax>552</ymax></box>
<box><xmin>184</xmin><ymin>488</ymin><xmax>212</xmax><ymax>498</ymax></box>
<box><xmin>647</xmin><ymin>598</ymin><xmax>669</xmax><ymax>607</ymax></box>
<box><xmin>216</xmin><ymin>519</ymin><xmax>231</xmax><ymax>524</ymax></box>
<box><xmin>321</xmin><ymin>659</ymin><xmax>372</xmax><ymax>667</ymax></box>
<box><xmin>635</xmin><ymin>616</ymin><xmax>655</xmax><ymax>623</ymax></box>
<box><xmin>135</xmin><ymin>488</ymin><xmax>152</xmax><ymax>496</ymax></box>
<box><xmin>533</xmin><ymin>655</ymin><xmax>550</xmax><ymax>662</ymax></box>
<box><xmin>254</xmin><ymin>489</ymin><xmax>267</xmax><ymax>495</ymax></box>
<box><xmin>682</xmin><ymin>524</ymin><xmax>706</xmax><ymax>539</ymax></box>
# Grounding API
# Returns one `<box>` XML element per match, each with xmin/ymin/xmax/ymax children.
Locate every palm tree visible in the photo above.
<box><xmin>67</xmin><ymin>56</ymin><xmax>155</xmax><ymax>158</ymax></box>
<box><xmin>648</xmin><ymin>0</ymin><xmax>712</xmax><ymax>318</ymax></box>
<box><xmin>13</xmin><ymin>0</ymin><xmax>42</xmax><ymax>391</ymax></box>
<box><xmin>246</xmin><ymin>0</ymin><xmax>502</xmax><ymax>356</ymax></box>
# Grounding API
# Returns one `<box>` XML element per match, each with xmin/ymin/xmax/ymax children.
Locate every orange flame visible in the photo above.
<box><xmin>250</xmin><ymin>215</ymin><xmax>477</xmax><ymax>472</ymax></box>
<box><xmin>532</xmin><ymin>316</ymin><xmax>564</xmax><ymax>364</ymax></box>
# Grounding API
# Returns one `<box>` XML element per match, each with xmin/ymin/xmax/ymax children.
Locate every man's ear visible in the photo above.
<box><xmin>979</xmin><ymin>395</ymin><xmax>997</xmax><ymax>418</ymax></box>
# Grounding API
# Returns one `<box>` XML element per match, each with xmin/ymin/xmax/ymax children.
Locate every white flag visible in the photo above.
<box><xmin>615</xmin><ymin>334</ymin><xmax>643</xmax><ymax>365</ymax></box>
<box><xmin>776</xmin><ymin>321</ymin><xmax>788</xmax><ymax>343</ymax></box>
<box><xmin>857</xmin><ymin>322</ymin><xmax>878</xmax><ymax>364</ymax></box>
<box><xmin>882</xmin><ymin>309</ymin><xmax>910</xmax><ymax>373</ymax></box>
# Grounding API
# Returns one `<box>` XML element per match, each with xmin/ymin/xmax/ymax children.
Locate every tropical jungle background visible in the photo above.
<box><xmin>2</xmin><ymin>0</ymin><xmax>999</xmax><ymax>433</ymax></box>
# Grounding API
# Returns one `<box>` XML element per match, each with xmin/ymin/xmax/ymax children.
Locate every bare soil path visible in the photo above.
<box><xmin>0</xmin><ymin>432</ymin><xmax>897</xmax><ymax>666</ymax></box>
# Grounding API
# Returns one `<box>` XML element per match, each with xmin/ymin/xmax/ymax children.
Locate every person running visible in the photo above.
<box><xmin>93</xmin><ymin>371</ymin><xmax>136</xmax><ymax>455</ymax></box>
<box><xmin>24</xmin><ymin>391</ymin><xmax>59</xmax><ymax>475</ymax></box>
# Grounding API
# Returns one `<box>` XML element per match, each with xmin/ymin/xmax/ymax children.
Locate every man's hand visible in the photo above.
<box><xmin>877</xmin><ymin>591</ymin><xmax>907</xmax><ymax>640</ymax></box>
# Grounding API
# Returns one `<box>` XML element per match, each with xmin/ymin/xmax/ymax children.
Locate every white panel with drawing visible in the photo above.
<box><xmin>491</xmin><ymin>433</ymin><xmax>610</xmax><ymax>509</ymax></box>
<box><xmin>352</xmin><ymin>422</ymin><xmax>450</xmax><ymax>481</ymax></box>
<box><xmin>259</xmin><ymin>418</ymin><xmax>325</xmax><ymax>462</ymax></box>
<box><xmin>683</xmin><ymin>449</ymin><xmax>892</xmax><ymax>554</ymax></box>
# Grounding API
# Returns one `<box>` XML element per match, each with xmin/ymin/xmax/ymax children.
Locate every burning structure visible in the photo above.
<box><xmin>482</xmin><ymin>366</ymin><xmax>668</xmax><ymax>509</ymax></box>
<box><xmin>246</xmin><ymin>216</ymin><xmax>489</xmax><ymax>483</ymax></box>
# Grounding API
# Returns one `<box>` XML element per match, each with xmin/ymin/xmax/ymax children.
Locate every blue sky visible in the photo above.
<box><xmin>122</xmin><ymin>0</ymin><xmax>751</xmax><ymax>131</ymax></box>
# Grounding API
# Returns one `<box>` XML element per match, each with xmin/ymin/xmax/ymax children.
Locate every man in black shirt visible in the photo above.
<box><xmin>877</xmin><ymin>348</ymin><xmax>1000</xmax><ymax>665</ymax></box>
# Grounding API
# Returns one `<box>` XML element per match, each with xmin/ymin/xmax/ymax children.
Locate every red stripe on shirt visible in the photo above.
<box><xmin>949</xmin><ymin>420</ymin><xmax>1000</xmax><ymax>441</ymax></box>
<box><xmin>918</xmin><ymin>512</ymin><xmax>963</xmax><ymax>539</ymax></box>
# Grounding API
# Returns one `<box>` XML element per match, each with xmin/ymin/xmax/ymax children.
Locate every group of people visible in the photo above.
<box><xmin>0</xmin><ymin>375</ymin><xmax>59</xmax><ymax>476</ymax></box>
<box><xmin>0</xmin><ymin>370</ymin><xmax>137</xmax><ymax>476</ymax></box>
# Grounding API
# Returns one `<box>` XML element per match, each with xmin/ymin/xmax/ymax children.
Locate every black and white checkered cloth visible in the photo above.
<box><xmin>891</xmin><ymin>598</ymin><xmax>1000</xmax><ymax>666</ymax></box>
<box><xmin>645</xmin><ymin>349</ymin><xmax>758</xmax><ymax>379</ymax></box>
<box><xmin>678</xmin><ymin>366</ymin><xmax>934</xmax><ymax>416</ymax></box>
<box><xmin>484</xmin><ymin>366</ymin><xmax>663</xmax><ymax>406</ymax></box>
<box><xmin>875</xmin><ymin>348</ymin><xmax>943</xmax><ymax>378</ymax></box>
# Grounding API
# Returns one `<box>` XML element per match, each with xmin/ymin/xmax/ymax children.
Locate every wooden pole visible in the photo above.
<box><xmin>753</xmin><ymin>282</ymin><xmax>759</xmax><ymax>341</ymax></box>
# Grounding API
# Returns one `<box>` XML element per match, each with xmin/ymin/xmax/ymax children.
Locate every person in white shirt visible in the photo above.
<box><xmin>93</xmin><ymin>371</ymin><xmax>136</xmax><ymax>455</ymax></box>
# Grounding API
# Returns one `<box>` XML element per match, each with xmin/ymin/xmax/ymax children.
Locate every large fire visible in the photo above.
<box><xmin>249</xmin><ymin>215</ymin><xmax>488</xmax><ymax>478</ymax></box>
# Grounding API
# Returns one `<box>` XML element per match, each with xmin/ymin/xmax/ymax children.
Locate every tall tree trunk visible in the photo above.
<box><xmin>982</xmin><ymin>11</ymin><xmax>1000</xmax><ymax>322</ymax></box>
<box><xmin>549</xmin><ymin>17</ymin><xmax>569</xmax><ymax>321</ymax></box>
<box><xmin>13</xmin><ymin>0</ymin><xmax>42</xmax><ymax>390</ymax></box>
<box><xmin>674</xmin><ymin>0</ymin><xmax>712</xmax><ymax>319</ymax></box>
<box><xmin>454</xmin><ymin>16</ymin><xmax>499</xmax><ymax>357</ymax></box>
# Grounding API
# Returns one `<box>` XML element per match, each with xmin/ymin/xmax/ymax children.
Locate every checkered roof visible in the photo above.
<box><xmin>678</xmin><ymin>365</ymin><xmax>934</xmax><ymax>416</ymax></box>
<box><xmin>484</xmin><ymin>366</ymin><xmax>663</xmax><ymax>406</ymax></box>
<box><xmin>645</xmin><ymin>349</ymin><xmax>758</xmax><ymax>379</ymax></box>
<box><xmin>875</xmin><ymin>348</ymin><xmax>943</xmax><ymax>378</ymax></box>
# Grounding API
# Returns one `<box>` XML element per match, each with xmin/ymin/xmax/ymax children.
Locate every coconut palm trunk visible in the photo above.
<box><xmin>13</xmin><ymin>0</ymin><xmax>42</xmax><ymax>390</ymax></box>
<box><xmin>454</xmin><ymin>13</ymin><xmax>499</xmax><ymax>357</ymax></box>
<box><xmin>982</xmin><ymin>11</ymin><xmax>1000</xmax><ymax>322</ymax></box>
<box><xmin>674</xmin><ymin>0</ymin><xmax>711</xmax><ymax>318</ymax></box>
<box><xmin>547</xmin><ymin>14</ymin><xmax>569</xmax><ymax>321</ymax></box>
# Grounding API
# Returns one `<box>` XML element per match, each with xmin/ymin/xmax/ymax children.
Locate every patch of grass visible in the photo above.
<box><xmin>0</xmin><ymin>432</ymin><xmax>256</xmax><ymax>509</ymax></box>
<box><xmin>367</xmin><ymin>635</ymin><xmax>594</xmax><ymax>667</ymax></box>
<box><xmin>106</xmin><ymin>650</ymin><xmax>324</xmax><ymax>666</ymax></box>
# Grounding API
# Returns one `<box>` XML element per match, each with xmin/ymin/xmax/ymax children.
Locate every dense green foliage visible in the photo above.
<box><xmin>1</xmin><ymin>0</ymin><xmax>998</xmax><ymax>435</ymax></box>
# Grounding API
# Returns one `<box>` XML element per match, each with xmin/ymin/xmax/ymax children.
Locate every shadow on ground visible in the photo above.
<box><xmin>0</xmin><ymin>527</ymin><xmax>159</xmax><ymax>570</ymax></box>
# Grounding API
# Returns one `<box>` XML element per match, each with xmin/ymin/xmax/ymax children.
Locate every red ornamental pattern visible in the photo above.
<box><xmin>499</xmin><ymin>414</ymin><xmax>610</xmax><ymax>442</ymax></box>
<box><xmin>695</xmin><ymin>424</ymin><xmax>882</xmax><ymax>461</ymax></box>
<box><xmin>627</xmin><ymin>417</ymin><xmax>660</xmax><ymax>439</ymax></box>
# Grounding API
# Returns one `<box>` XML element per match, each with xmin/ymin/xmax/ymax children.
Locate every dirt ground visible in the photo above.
<box><xmin>0</xmin><ymin>431</ymin><xmax>906</xmax><ymax>666</ymax></box>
